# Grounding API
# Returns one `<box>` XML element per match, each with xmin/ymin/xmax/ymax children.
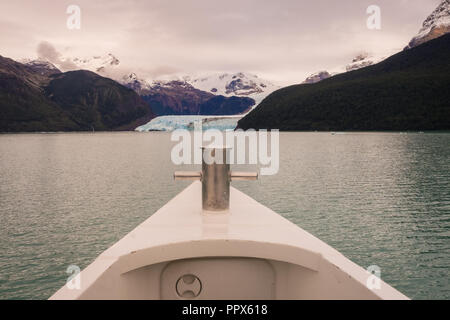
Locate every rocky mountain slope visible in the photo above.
<box><xmin>185</xmin><ymin>72</ymin><xmax>279</xmax><ymax>105</ymax></box>
<box><xmin>302</xmin><ymin>52</ymin><xmax>387</xmax><ymax>84</ymax></box>
<box><xmin>71</xmin><ymin>53</ymin><xmax>121</xmax><ymax>75</ymax></box>
<box><xmin>345</xmin><ymin>53</ymin><xmax>378</xmax><ymax>72</ymax></box>
<box><xmin>120</xmin><ymin>74</ymin><xmax>255</xmax><ymax>116</ymax></box>
<box><xmin>0</xmin><ymin>56</ymin><xmax>154</xmax><ymax>132</ymax></box>
<box><xmin>406</xmin><ymin>0</ymin><xmax>450</xmax><ymax>49</ymax></box>
<box><xmin>238</xmin><ymin>34</ymin><xmax>450</xmax><ymax>131</ymax></box>
<box><xmin>21</xmin><ymin>59</ymin><xmax>62</xmax><ymax>77</ymax></box>
<box><xmin>22</xmin><ymin>54</ymin><xmax>259</xmax><ymax>117</ymax></box>
<box><xmin>302</xmin><ymin>71</ymin><xmax>332</xmax><ymax>84</ymax></box>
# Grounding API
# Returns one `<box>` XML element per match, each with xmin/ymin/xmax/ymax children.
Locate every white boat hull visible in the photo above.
<box><xmin>50</xmin><ymin>182</ymin><xmax>408</xmax><ymax>300</ymax></box>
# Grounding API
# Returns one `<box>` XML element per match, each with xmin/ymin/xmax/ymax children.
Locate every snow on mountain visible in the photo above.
<box><xmin>118</xmin><ymin>71</ymin><xmax>278</xmax><ymax>109</ymax></box>
<box><xmin>302</xmin><ymin>71</ymin><xmax>332</xmax><ymax>84</ymax></box>
<box><xmin>19</xmin><ymin>58</ymin><xmax>61</xmax><ymax>76</ymax></box>
<box><xmin>57</xmin><ymin>52</ymin><xmax>278</xmax><ymax>107</ymax></box>
<box><xmin>33</xmin><ymin>51</ymin><xmax>277</xmax><ymax>128</ymax></box>
<box><xmin>70</xmin><ymin>53</ymin><xmax>120</xmax><ymax>75</ymax></box>
<box><xmin>121</xmin><ymin>72</ymin><xmax>152</xmax><ymax>94</ymax></box>
<box><xmin>185</xmin><ymin>72</ymin><xmax>280</xmax><ymax>106</ymax></box>
<box><xmin>299</xmin><ymin>1</ymin><xmax>450</xmax><ymax>85</ymax></box>
<box><xmin>21</xmin><ymin>58</ymin><xmax>59</xmax><ymax>70</ymax></box>
<box><xmin>344</xmin><ymin>52</ymin><xmax>389</xmax><ymax>72</ymax></box>
<box><xmin>302</xmin><ymin>51</ymin><xmax>392</xmax><ymax>84</ymax></box>
<box><xmin>406</xmin><ymin>0</ymin><xmax>450</xmax><ymax>49</ymax></box>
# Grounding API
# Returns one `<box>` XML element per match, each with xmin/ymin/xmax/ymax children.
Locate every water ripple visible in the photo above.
<box><xmin>0</xmin><ymin>132</ymin><xmax>449</xmax><ymax>299</ymax></box>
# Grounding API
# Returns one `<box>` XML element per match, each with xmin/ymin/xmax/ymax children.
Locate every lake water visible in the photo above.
<box><xmin>0</xmin><ymin>132</ymin><xmax>449</xmax><ymax>299</ymax></box>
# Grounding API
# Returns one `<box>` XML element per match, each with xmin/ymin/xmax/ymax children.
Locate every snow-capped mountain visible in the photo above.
<box><xmin>20</xmin><ymin>58</ymin><xmax>61</xmax><ymax>76</ymax></box>
<box><xmin>302</xmin><ymin>71</ymin><xmax>332</xmax><ymax>84</ymax></box>
<box><xmin>300</xmin><ymin>1</ymin><xmax>450</xmax><ymax>85</ymax></box>
<box><xmin>22</xmin><ymin>54</ymin><xmax>122</xmax><ymax>78</ymax></box>
<box><xmin>46</xmin><ymin>50</ymin><xmax>278</xmax><ymax>106</ymax></box>
<box><xmin>185</xmin><ymin>72</ymin><xmax>280</xmax><ymax>106</ymax></box>
<box><xmin>301</xmin><ymin>1</ymin><xmax>450</xmax><ymax>84</ymax></box>
<box><xmin>30</xmin><ymin>49</ymin><xmax>278</xmax><ymax>117</ymax></box>
<box><xmin>406</xmin><ymin>0</ymin><xmax>450</xmax><ymax>49</ymax></box>
<box><xmin>32</xmin><ymin>52</ymin><xmax>122</xmax><ymax>77</ymax></box>
<box><xmin>121</xmin><ymin>72</ymin><xmax>152</xmax><ymax>94</ymax></box>
<box><xmin>68</xmin><ymin>56</ymin><xmax>278</xmax><ymax>106</ymax></box>
<box><xmin>301</xmin><ymin>52</ymin><xmax>386</xmax><ymax>84</ymax></box>
<box><xmin>135</xmin><ymin>79</ymin><xmax>254</xmax><ymax>116</ymax></box>
<box><xmin>119</xmin><ymin>71</ymin><xmax>278</xmax><ymax>108</ymax></box>
<box><xmin>70</xmin><ymin>53</ymin><xmax>120</xmax><ymax>75</ymax></box>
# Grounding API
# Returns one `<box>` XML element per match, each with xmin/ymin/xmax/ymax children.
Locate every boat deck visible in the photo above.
<box><xmin>51</xmin><ymin>182</ymin><xmax>408</xmax><ymax>300</ymax></box>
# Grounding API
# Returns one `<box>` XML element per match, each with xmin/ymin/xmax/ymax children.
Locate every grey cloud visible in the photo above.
<box><xmin>37</xmin><ymin>42</ymin><xmax>60</xmax><ymax>62</ymax></box>
<box><xmin>37</xmin><ymin>41</ymin><xmax>78</xmax><ymax>71</ymax></box>
<box><xmin>149</xmin><ymin>66</ymin><xmax>181</xmax><ymax>78</ymax></box>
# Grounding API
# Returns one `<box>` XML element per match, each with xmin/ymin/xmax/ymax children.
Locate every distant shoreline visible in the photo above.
<box><xmin>1</xmin><ymin>130</ymin><xmax>450</xmax><ymax>134</ymax></box>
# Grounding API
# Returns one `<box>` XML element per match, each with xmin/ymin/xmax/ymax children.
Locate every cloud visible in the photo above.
<box><xmin>1</xmin><ymin>0</ymin><xmax>443</xmax><ymax>84</ymax></box>
<box><xmin>36</xmin><ymin>41</ymin><xmax>78</xmax><ymax>71</ymax></box>
<box><xmin>37</xmin><ymin>42</ymin><xmax>60</xmax><ymax>62</ymax></box>
<box><xmin>148</xmin><ymin>66</ymin><xmax>181</xmax><ymax>78</ymax></box>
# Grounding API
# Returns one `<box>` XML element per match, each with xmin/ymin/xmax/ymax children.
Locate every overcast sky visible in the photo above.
<box><xmin>0</xmin><ymin>0</ymin><xmax>441</xmax><ymax>84</ymax></box>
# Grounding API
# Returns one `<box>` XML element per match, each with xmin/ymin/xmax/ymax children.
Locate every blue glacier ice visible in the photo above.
<box><xmin>135</xmin><ymin>115</ymin><xmax>242</xmax><ymax>132</ymax></box>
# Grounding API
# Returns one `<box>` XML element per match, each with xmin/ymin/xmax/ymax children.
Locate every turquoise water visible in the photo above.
<box><xmin>0</xmin><ymin>132</ymin><xmax>449</xmax><ymax>299</ymax></box>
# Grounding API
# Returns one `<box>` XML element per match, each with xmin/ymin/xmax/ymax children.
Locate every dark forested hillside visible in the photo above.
<box><xmin>45</xmin><ymin>71</ymin><xmax>153</xmax><ymax>131</ymax></box>
<box><xmin>238</xmin><ymin>34</ymin><xmax>450</xmax><ymax>131</ymax></box>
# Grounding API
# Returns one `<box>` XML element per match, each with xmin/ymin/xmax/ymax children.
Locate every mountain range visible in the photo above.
<box><xmin>0</xmin><ymin>56</ymin><xmax>154</xmax><ymax>132</ymax></box>
<box><xmin>39</xmin><ymin>52</ymin><xmax>278</xmax><ymax>116</ymax></box>
<box><xmin>120</xmin><ymin>73</ymin><xmax>260</xmax><ymax>116</ymax></box>
<box><xmin>135</xmin><ymin>79</ymin><xmax>254</xmax><ymax>116</ymax></box>
<box><xmin>1</xmin><ymin>0</ymin><xmax>449</xmax><ymax>132</ymax></box>
<box><xmin>115</xmin><ymin>70</ymin><xmax>279</xmax><ymax>115</ymax></box>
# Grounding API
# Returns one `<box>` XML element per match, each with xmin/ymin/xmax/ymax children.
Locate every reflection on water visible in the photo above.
<box><xmin>0</xmin><ymin>132</ymin><xmax>449</xmax><ymax>299</ymax></box>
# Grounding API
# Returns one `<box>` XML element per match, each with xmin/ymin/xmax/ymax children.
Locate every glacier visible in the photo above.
<box><xmin>135</xmin><ymin>115</ymin><xmax>243</xmax><ymax>132</ymax></box>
